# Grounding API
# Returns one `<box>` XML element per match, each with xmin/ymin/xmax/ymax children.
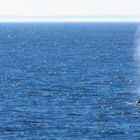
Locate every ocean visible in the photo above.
<box><xmin>0</xmin><ymin>22</ymin><xmax>139</xmax><ymax>139</ymax></box>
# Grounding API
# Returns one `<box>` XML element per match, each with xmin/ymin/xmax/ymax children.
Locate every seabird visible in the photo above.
<box><xmin>136</xmin><ymin>100</ymin><xmax>140</xmax><ymax>104</ymax></box>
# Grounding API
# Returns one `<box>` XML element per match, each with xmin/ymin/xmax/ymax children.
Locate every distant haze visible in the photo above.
<box><xmin>0</xmin><ymin>0</ymin><xmax>140</xmax><ymax>21</ymax></box>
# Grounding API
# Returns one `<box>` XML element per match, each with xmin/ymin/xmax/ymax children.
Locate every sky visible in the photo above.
<box><xmin>0</xmin><ymin>0</ymin><xmax>140</xmax><ymax>21</ymax></box>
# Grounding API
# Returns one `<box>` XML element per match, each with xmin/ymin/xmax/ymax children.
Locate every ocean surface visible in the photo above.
<box><xmin>0</xmin><ymin>23</ymin><xmax>139</xmax><ymax>139</ymax></box>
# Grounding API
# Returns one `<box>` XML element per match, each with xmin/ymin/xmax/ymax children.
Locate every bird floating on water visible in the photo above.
<box><xmin>136</xmin><ymin>100</ymin><xmax>140</xmax><ymax>104</ymax></box>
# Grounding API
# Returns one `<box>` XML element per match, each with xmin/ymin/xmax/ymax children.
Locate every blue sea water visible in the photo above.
<box><xmin>0</xmin><ymin>22</ymin><xmax>139</xmax><ymax>139</ymax></box>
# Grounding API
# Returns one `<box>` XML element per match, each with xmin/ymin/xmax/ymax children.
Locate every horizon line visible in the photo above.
<box><xmin>0</xmin><ymin>15</ymin><xmax>140</xmax><ymax>22</ymax></box>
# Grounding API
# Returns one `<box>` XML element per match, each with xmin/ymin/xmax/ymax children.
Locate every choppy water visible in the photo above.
<box><xmin>0</xmin><ymin>23</ymin><xmax>139</xmax><ymax>139</ymax></box>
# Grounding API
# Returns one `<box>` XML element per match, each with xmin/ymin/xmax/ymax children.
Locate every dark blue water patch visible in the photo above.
<box><xmin>0</xmin><ymin>22</ymin><xmax>139</xmax><ymax>139</ymax></box>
